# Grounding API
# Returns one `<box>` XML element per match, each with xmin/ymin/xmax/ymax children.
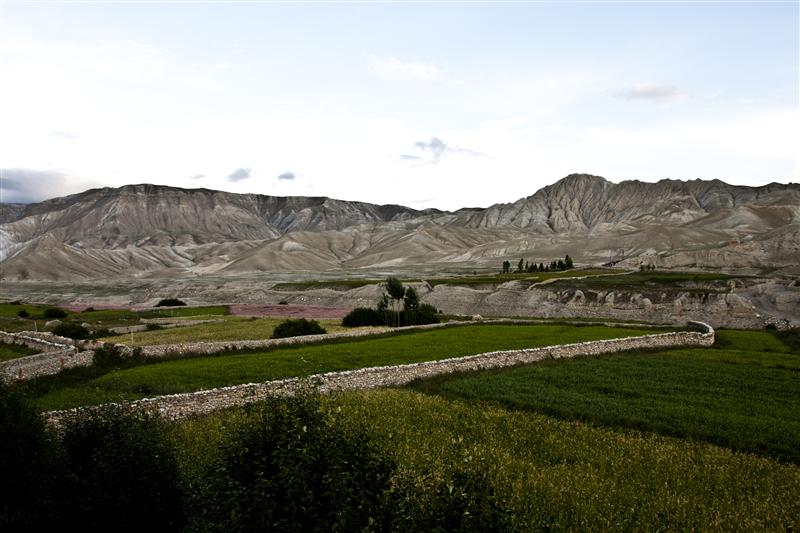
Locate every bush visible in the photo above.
<box><xmin>146</xmin><ymin>323</ymin><xmax>163</xmax><ymax>331</ymax></box>
<box><xmin>190</xmin><ymin>396</ymin><xmax>393</xmax><ymax>532</ymax></box>
<box><xmin>411</xmin><ymin>303</ymin><xmax>441</xmax><ymax>326</ymax></box>
<box><xmin>0</xmin><ymin>383</ymin><xmax>65</xmax><ymax>528</ymax></box>
<box><xmin>16</xmin><ymin>309</ymin><xmax>29</xmax><ymax>318</ymax></box>
<box><xmin>342</xmin><ymin>307</ymin><xmax>385</xmax><ymax>327</ymax></box>
<box><xmin>43</xmin><ymin>308</ymin><xmax>67</xmax><ymax>319</ymax></box>
<box><xmin>271</xmin><ymin>318</ymin><xmax>327</xmax><ymax>339</ymax></box>
<box><xmin>59</xmin><ymin>406</ymin><xmax>184</xmax><ymax>531</ymax></box>
<box><xmin>155</xmin><ymin>298</ymin><xmax>186</xmax><ymax>307</ymax></box>
<box><xmin>52</xmin><ymin>322</ymin><xmax>90</xmax><ymax>340</ymax></box>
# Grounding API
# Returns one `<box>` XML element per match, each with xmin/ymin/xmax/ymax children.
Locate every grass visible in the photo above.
<box><xmin>411</xmin><ymin>329</ymin><xmax>800</xmax><ymax>462</ymax></box>
<box><xmin>324</xmin><ymin>389</ymin><xmax>800</xmax><ymax>531</ymax></box>
<box><xmin>0</xmin><ymin>342</ymin><xmax>39</xmax><ymax>362</ymax></box>
<box><xmin>0</xmin><ymin>304</ymin><xmax>230</xmax><ymax>333</ymax></box>
<box><xmin>270</xmin><ymin>268</ymin><xmax>611</xmax><ymax>291</ymax></box>
<box><xmin>98</xmin><ymin>316</ymin><xmax>348</xmax><ymax>346</ymax></box>
<box><xmin>33</xmin><ymin>323</ymin><xmax>657</xmax><ymax>411</ymax></box>
<box><xmin>547</xmin><ymin>269</ymin><xmax>744</xmax><ymax>294</ymax></box>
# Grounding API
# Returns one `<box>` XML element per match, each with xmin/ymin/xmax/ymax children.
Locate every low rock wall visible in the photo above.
<box><xmin>0</xmin><ymin>331</ymin><xmax>76</xmax><ymax>352</ymax></box>
<box><xmin>2</xmin><ymin>349</ymin><xmax>94</xmax><ymax>382</ymax></box>
<box><xmin>46</xmin><ymin>322</ymin><xmax>714</xmax><ymax>424</ymax></box>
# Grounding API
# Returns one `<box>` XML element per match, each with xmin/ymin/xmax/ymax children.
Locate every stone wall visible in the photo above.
<box><xmin>46</xmin><ymin>322</ymin><xmax>714</xmax><ymax>424</ymax></box>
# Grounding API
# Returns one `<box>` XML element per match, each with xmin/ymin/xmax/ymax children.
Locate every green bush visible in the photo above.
<box><xmin>271</xmin><ymin>318</ymin><xmax>327</xmax><ymax>339</ymax></box>
<box><xmin>146</xmin><ymin>323</ymin><xmax>163</xmax><ymax>331</ymax></box>
<box><xmin>52</xmin><ymin>322</ymin><xmax>90</xmax><ymax>340</ymax></box>
<box><xmin>0</xmin><ymin>383</ymin><xmax>65</xmax><ymax>529</ymax></box>
<box><xmin>190</xmin><ymin>396</ymin><xmax>393</xmax><ymax>531</ymax></box>
<box><xmin>155</xmin><ymin>298</ymin><xmax>186</xmax><ymax>307</ymax></box>
<box><xmin>59</xmin><ymin>406</ymin><xmax>184</xmax><ymax>531</ymax></box>
<box><xmin>43</xmin><ymin>308</ymin><xmax>67</xmax><ymax>319</ymax></box>
<box><xmin>16</xmin><ymin>309</ymin><xmax>30</xmax><ymax>318</ymax></box>
<box><xmin>342</xmin><ymin>307</ymin><xmax>385</xmax><ymax>327</ymax></box>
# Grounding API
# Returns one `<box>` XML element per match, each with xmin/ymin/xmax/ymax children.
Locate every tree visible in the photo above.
<box><xmin>271</xmin><ymin>318</ymin><xmax>327</xmax><ymax>339</ymax></box>
<box><xmin>539</xmin><ymin>263</ymin><xmax>544</xmax><ymax>272</ymax></box>
<box><xmin>517</xmin><ymin>258</ymin><xmax>524</xmax><ymax>273</ymax></box>
<box><xmin>564</xmin><ymin>254</ymin><xmax>574</xmax><ymax>269</ymax></box>
<box><xmin>557</xmin><ymin>259</ymin><xmax>565</xmax><ymax>270</ymax></box>
<box><xmin>501</xmin><ymin>260</ymin><xmax>510</xmax><ymax>274</ymax></box>
<box><xmin>384</xmin><ymin>277</ymin><xmax>406</xmax><ymax>327</ymax></box>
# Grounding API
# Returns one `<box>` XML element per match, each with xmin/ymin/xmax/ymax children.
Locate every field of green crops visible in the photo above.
<box><xmin>29</xmin><ymin>323</ymin><xmax>657</xmax><ymax>411</ymax></box>
<box><xmin>411</xmin><ymin>329</ymin><xmax>800</xmax><ymax>462</ymax></box>
<box><xmin>98</xmin><ymin>316</ymin><xmax>351</xmax><ymax>346</ymax></box>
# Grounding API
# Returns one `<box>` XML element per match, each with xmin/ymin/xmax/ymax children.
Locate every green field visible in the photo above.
<box><xmin>271</xmin><ymin>268</ymin><xmax>611</xmax><ymax>291</ymax></box>
<box><xmin>324</xmin><ymin>389</ymin><xmax>800</xmax><ymax>531</ymax></box>
<box><xmin>411</xmin><ymin>329</ymin><xmax>800</xmax><ymax>462</ymax></box>
<box><xmin>0</xmin><ymin>342</ymin><xmax>39</xmax><ymax>362</ymax></box>
<box><xmin>0</xmin><ymin>303</ymin><xmax>230</xmax><ymax>333</ymax></box>
<box><xmin>99</xmin><ymin>316</ymin><xmax>351</xmax><ymax>346</ymax></box>
<box><xmin>547</xmin><ymin>270</ymin><xmax>744</xmax><ymax>294</ymax></box>
<box><xmin>31</xmin><ymin>323</ymin><xmax>657</xmax><ymax>411</ymax></box>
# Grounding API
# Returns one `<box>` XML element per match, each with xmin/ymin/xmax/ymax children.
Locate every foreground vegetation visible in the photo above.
<box><xmin>26</xmin><ymin>324</ymin><xmax>657</xmax><ymax>411</ymax></box>
<box><xmin>4</xmin><ymin>382</ymin><xmax>797</xmax><ymax>531</ymax></box>
<box><xmin>411</xmin><ymin>329</ymin><xmax>800</xmax><ymax>462</ymax></box>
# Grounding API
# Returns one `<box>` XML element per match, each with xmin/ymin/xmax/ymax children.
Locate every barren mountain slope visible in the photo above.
<box><xmin>1</xmin><ymin>175</ymin><xmax>797</xmax><ymax>281</ymax></box>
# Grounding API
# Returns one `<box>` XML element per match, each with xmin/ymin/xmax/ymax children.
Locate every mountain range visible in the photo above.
<box><xmin>1</xmin><ymin>174</ymin><xmax>798</xmax><ymax>281</ymax></box>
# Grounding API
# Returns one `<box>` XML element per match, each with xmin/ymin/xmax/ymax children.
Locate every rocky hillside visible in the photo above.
<box><xmin>1</xmin><ymin>175</ymin><xmax>798</xmax><ymax>281</ymax></box>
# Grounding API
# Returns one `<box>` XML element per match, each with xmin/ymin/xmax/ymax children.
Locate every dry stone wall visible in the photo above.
<box><xmin>46</xmin><ymin>322</ymin><xmax>714</xmax><ymax>424</ymax></box>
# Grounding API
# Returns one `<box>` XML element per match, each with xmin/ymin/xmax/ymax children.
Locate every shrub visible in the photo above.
<box><xmin>146</xmin><ymin>323</ymin><xmax>163</xmax><ymax>331</ymax></box>
<box><xmin>0</xmin><ymin>383</ymin><xmax>65</xmax><ymax>528</ymax></box>
<box><xmin>59</xmin><ymin>406</ymin><xmax>184</xmax><ymax>531</ymax></box>
<box><xmin>411</xmin><ymin>303</ymin><xmax>440</xmax><ymax>326</ymax></box>
<box><xmin>52</xmin><ymin>322</ymin><xmax>90</xmax><ymax>340</ymax></box>
<box><xmin>342</xmin><ymin>307</ymin><xmax>385</xmax><ymax>327</ymax></box>
<box><xmin>43</xmin><ymin>308</ymin><xmax>67</xmax><ymax>319</ymax></box>
<box><xmin>83</xmin><ymin>307</ymin><xmax>95</xmax><ymax>312</ymax></box>
<box><xmin>190</xmin><ymin>396</ymin><xmax>393</xmax><ymax>531</ymax></box>
<box><xmin>155</xmin><ymin>298</ymin><xmax>186</xmax><ymax>307</ymax></box>
<box><xmin>271</xmin><ymin>318</ymin><xmax>327</xmax><ymax>339</ymax></box>
<box><xmin>16</xmin><ymin>309</ymin><xmax>29</xmax><ymax>318</ymax></box>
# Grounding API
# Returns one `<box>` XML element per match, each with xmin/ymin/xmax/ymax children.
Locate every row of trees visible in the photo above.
<box><xmin>502</xmin><ymin>254</ymin><xmax>574</xmax><ymax>274</ymax></box>
<box><xmin>342</xmin><ymin>277</ymin><xmax>440</xmax><ymax>328</ymax></box>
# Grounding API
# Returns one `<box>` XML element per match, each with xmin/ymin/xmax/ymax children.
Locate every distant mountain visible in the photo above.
<box><xmin>1</xmin><ymin>176</ymin><xmax>798</xmax><ymax>280</ymax></box>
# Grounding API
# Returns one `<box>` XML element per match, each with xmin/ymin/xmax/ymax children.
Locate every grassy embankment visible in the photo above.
<box><xmin>27</xmin><ymin>323</ymin><xmax>658</xmax><ymax>411</ymax></box>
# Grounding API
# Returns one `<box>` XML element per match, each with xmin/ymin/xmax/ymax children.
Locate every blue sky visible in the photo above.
<box><xmin>1</xmin><ymin>1</ymin><xmax>797</xmax><ymax>209</ymax></box>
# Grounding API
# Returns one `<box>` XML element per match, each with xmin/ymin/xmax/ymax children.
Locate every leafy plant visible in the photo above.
<box><xmin>43</xmin><ymin>308</ymin><xmax>67</xmax><ymax>319</ymax></box>
<box><xmin>155</xmin><ymin>298</ymin><xmax>186</xmax><ymax>307</ymax></box>
<box><xmin>271</xmin><ymin>318</ymin><xmax>327</xmax><ymax>339</ymax></box>
<box><xmin>190</xmin><ymin>396</ymin><xmax>393</xmax><ymax>531</ymax></box>
<box><xmin>342</xmin><ymin>307</ymin><xmax>384</xmax><ymax>327</ymax></box>
<box><xmin>52</xmin><ymin>322</ymin><xmax>90</xmax><ymax>340</ymax></box>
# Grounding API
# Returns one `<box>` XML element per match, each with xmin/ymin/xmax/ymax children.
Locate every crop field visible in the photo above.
<box><xmin>271</xmin><ymin>268</ymin><xmax>611</xmax><ymax>291</ymax></box>
<box><xmin>0</xmin><ymin>342</ymin><xmax>39</xmax><ymax>362</ymax></box>
<box><xmin>321</xmin><ymin>389</ymin><xmax>800</xmax><ymax>531</ymax></box>
<box><xmin>29</xmin><ymin>323</ymin><xmax>657</xmax><ymax>411</ymax></box>
<box><xmin>98</xmin><ymin>316</ymin><xmax>350</xmax><ymax>346</ymax></box>
<box><xmin>547</xmin><ymin>269</ymin><xmax>745</xmax><ymax>294</ymax></box>
<box><xmin>0</xmin><ymin>302</ymin><xmax>230</xmax><ymax>333</ymax></box>
<box><xmin>411</xmin><ymin>329</ymin><xmax>800</xmax><ymax>462</ymax></box>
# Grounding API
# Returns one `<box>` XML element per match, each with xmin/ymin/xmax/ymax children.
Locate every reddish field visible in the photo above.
<box><xmin>229</xmin><ymin>303</ymin><xmax>350</xmax><ymax>319</ymax></box>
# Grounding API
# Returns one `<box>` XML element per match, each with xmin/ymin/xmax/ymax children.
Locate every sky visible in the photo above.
<box><xmin>1</xmin><ymin>1</ymin><xmax>798</xmax><ymax>210</ymax></box>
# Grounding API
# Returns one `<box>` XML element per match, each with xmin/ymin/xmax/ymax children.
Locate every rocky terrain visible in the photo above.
<box><xmin>1</xmin><ymin>174</ymin><xmax>798</xmax><ymax>281</ymax></box>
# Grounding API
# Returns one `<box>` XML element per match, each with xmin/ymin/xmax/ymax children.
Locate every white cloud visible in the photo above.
<box><xmin>615</xmin><ymin>83</ymin><xmax>687</xmax><ymax>103</ymax></box>
<box><xmin>367</xmin><ymin>55</ymin><xmax>442</xmax><ymax>82</ymax></box>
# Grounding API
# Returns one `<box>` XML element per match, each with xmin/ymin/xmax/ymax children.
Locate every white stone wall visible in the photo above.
<box><xmin>45</xmin><ymin>322</ymin><xmax>714</xmax><ymax>424</ymax></box>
